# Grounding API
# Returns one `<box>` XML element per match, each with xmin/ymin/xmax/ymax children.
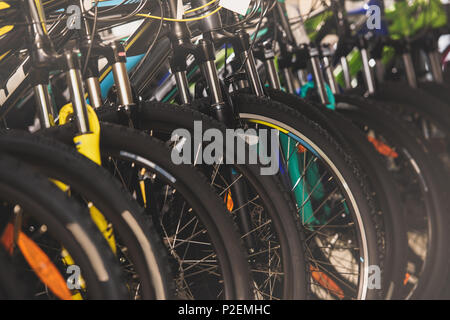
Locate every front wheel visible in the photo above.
<box><xmin>45</xmin><ymin>122</ymin><xmax>253</xmax><ymax>300</ymax></box>
<box><xmin>229</xmin><ymin>94</ymin><xmax>385</xmax><ymax>300</ymax></box>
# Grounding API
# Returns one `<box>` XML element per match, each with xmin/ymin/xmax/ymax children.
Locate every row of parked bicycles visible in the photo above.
<box><xmin>0</xmin><ymin>0</ymin><xmax>448</xmax><ymax>300</ymax></box>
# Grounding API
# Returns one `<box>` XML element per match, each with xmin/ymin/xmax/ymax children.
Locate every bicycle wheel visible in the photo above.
<box><xmin>325</xmin><ymin>111</ymin><xmax>407</xmax><ymax>299</ymax></box>
<box><xmin>0</xmin><ymin>130</ymin><xmax>173</xmax><ymax>300</ymax></box>
<box><xmin>0</xmin><ymin>154</ymin><xmax>127</xmax><ymax>299</ymax></box>
<box><xmin>97</xmin><ymin>101</ymin><xmax>308</xmax><ymax>300</ymax></box>
<box><xmin>262</xmin><ymin>88</ymin><xmax>407</xmax><ymax>299</ymax></box>
<box><xmin>187</xmin><ymin>93</ymin><xmax>385</xmax><ymax>299</ymax></box>
<box><xmin>42</xmin><ymin>122</ymin><xmax>252</xmax><ymax>300</ymax></box>
<box><xmin>335</xmin><ymin>94</ymin><xmax>450</xmax><ymax>299</ymax></box>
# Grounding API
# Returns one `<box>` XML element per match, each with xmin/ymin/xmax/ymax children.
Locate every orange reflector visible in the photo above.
<box><xmin>310</xmin><ymin>265</ymin><xmax>345</xmax><ymax>299</ymax></box>
<box><xmin>367</xmin><ymin>136</ymin><xmax>398</xmax><ymax>158</ymax></box>
<box><xmin>1</xmin><ymin>223</ymin><xmax>14</xmax><ymax>255</ymax></box>
<box><xmin>403</xmin><ymin>273</ymin><xmax>411</xmax><ymax>286</ymax></box>
<box><xmin>224</xmin><ymin>190</ymin><xmax>234</xmax><ymax>212</ymax></box>
<box><xmin>1</xmin><ymin>223</ymin><xmax>73</xmax><ymax>300</ymax></box>
<box><xmin>297</xmin><ymin>144</ymin><xmax>307</xmax><ymax>153</ymax></box>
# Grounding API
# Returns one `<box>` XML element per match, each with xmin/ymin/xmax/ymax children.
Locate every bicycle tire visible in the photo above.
<box><xmin>373</xmin><ymin>81</ymin><xmax>450</xmax><ymax>133</ymax></box>
<box><xmin>260</xmin><ymin>88</ymin><xmax>407</xmax><ymax>299</ymax></box>
<box><xmin>41</xmin><ymin>122</ymin><xmax>253</xmax><ymax>300</ymax></box>
<box><xmin>335</xmin><ymin>94</ymin><xmax>450</xmax><ymax>299</ymax></box>
<box><xmin>97</xmin><ymin>101</ymin><xmax>309</xmax><ymax>299</ymax></box>
<box><xmin>0</xmin><ymin>130</ymin><xmax>173</xmax><ymax>300</ymax></box>
<box><xmin>418</xmin><ymin>82</ymin><xmax>450</xmax><ymax>107</ymax></box>
<box><xmin>0</xmin><ymin>154</ymin><xmax>128</xmax><ymax>299</ymax></box>
<box><xmin>181</xmin><ymin>93</ymin><xmax>385</xmax><ymax>299</ymax></box>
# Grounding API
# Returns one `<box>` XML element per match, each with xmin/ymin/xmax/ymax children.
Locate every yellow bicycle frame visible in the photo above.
<box><xmin>58</xmin><ymin>103</ymin><xmax>116</xmax><ymax>253</ymax></box>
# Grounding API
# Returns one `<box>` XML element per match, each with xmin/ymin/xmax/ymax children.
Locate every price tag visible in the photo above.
<box><xmin>219</xmin><ymin>0</ymin><xmax>251</xmax><ymax>16</ymax></box>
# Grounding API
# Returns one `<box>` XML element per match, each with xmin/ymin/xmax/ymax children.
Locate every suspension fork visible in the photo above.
<box><xmin>77</xmin><ymin>0</ymin><xmax>135</xmax><ymax>111</ymax></box>
<box><xmin>198</xmin><ymin>37</ymin><xmax>257</xmax><ymax>251</ymax></box>
<box><xmin>274</xmin><ymin>45</ymin><xmax>297</xmax><ymax>94</ymax></box>
<box><xmin>22</xmin><ymin>0</ymin><xmax>56</xmax><ymax>129</ymax></box>
<box><xmin>357</xmin><ymin>37</ymin><xmax>376</xmax><ymax>95</ymax></box>
<box><xmin>224</xmin><ymin>10</ymin><xmax>265</xmax><ymax>97</ymax></box>
<box><xmin>167</xmin><ymin>0</ymin><xmax>238</xmax><ymax>122</ymax></box>
<box><xmin>282</xmin><ymin>68</ymin><xmax>297</xmax><ymax>95</ymax></box>
<box><xmin>291</xmin><ymin>45</ymin><xmax>310</xmax><ymax>88</ymax></box>
<box><xmin>81</xmin><ymin>41</ymin><xmax>134</xmax><ymax>111</ymax></box>
<box><xmin>265</xmin><ymin>57</ymin><xmax>282</xmax><ymax>90</ymax></box>
<box><xmin>423</xmin><ymin>34</ymin><xmax>444</xmax><ymax>84</ymax></box>
<box><xmin>321</xmin><ymin>44</ymin><xmax>339</xmax><ymax>95</ymax></box>
<box><xmin>271</xmin><ymin>2</ymin><xmax>303</xmax><ymax>95</ymax></box>
<box><xmin>400</xmin><ymin>42</ymin><xmax>418</xmax><ymax>89</ymax></box>
<box><xmin>21</xmin><ymin>0</ymin><xmax>117</xmax><ymax>260</ymax></box>
<box><xmin>198</xmin><ymin>38</ymin><xmax>232</xmax><ymax>123</ymax></box>
<box><xmin>228</xmin><ymin>30</ymin><xmax>266</xmax><ymax>97</ymax></box>
<box><xmin>308</xmin><ymin>46</ymin><xmax>330</xmax><ymax>105</ymax></box>
<box><xmin>30</xmin><ymin>68</ymin><xmax>55</xmax><ymax>129</ymax></box>
<box><xmin>267</xmin><ymin>0</ymin><xmax>323</xmax><ymax>94</ymax></box>
<box><xmin>402</xmin><ymin>52</ymin><xmax>418</xmax><ymax>88</ymax></box>
<box><xmin>254</xmin><ymin>42</ymin><xmax>281</xmax><ymax>90</ymax></box>
<box><xmin>374</xmin><ymin>58</ymin><xmax>385</xmax><ymax>84</ymax></box>
<box><xmin>110</xmin><ymin>42</ymin><xmax>135</xmax><ymax>109</ymax></box>
<box><xmin>427</xmin><ymin>49</ymin><xmax>444</xmax><ymax>84</ymax></box>
<box><xmin>166</xmin><ymin>0</ymin><xmax>256</xmax><ymax>250</ymax></box>
<box><xmin>360</xmin><ymin>49</ymin><xmax>376</xmax><ymax>95</ymax></box>
<box><xmin>173</xmin><ymin>69</ymin><xmax>191</xmax><ymax>105</ymax></box>
<box><xmin>393</xmin><ymin>40</ymin><xmax>433</xmax><ymax>137</ymax></box>
<box><xmin>340</xmin><ymin>55</ymin><xmax>352</xmax><ymax>89</ymax></box>
<box><xmin>253</xmin><ymin>42</ymin><xmax>318</xmax><ymax>224</ymax></box>
<box><xmin>78</xmin><ymin>1</ymin><xmax>103</xmax><ymax>109</ymax></box>
<box><xmin>297</xmin><ymin>69</ymin><xmax>308</xmax><ymax>87</ymax></box>
<box><xmin>64</xmin><ymin>51</ymin><xmax>91</xmax><ymax>134</ymax></box>
<box><xmin>370</xmin><ymin>37</ymin><xmax>385</xmax><ymax>84</ymax></box>
<box><xmin>272</xmin><ymin>38</ymin><xmax>297</xmax><ymax>94</ymax></box>
<box><xmin>253</xmin><ymin>40</ymin><xmax>297</xmax><ymax>95</ymax></box>
<box><xmin>332</xmin><ymin>0</ymin><xmax>353</xmax><ymax>90</ymax></box>
<box><xmin>273</xmin><ymin>0</ymin><xmax>327</xmax><ymax>102</ymax></box>
<box><xmin>83</xmin><ymin>59</ymin><xmax>103</xmax><ymax>109</ymax></box>
<box><xmin>285</xmin><ymin>42</ymin><xmax>330</xmax><ymax>105</ymax></box>
<box><xmin>22</xmin><ymin>0</ymin><xmax>90</xmax><ymax>133</ymax></box>
<box><xmin>166</xmin><ymin>0</ymin><xmax>194</xmax><ymax>105</ymax></box>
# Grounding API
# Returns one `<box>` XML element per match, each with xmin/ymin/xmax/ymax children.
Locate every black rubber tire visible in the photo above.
<box><xmin>335</xmin><ymin>94</ymin><xmax>450</xmax><ymax>299</ymax></box>
<box><xmin>0</xmin><ymin>154</ymin><xmax>128</xmax><ymax>299</ymax></box>
<box><xmin>373</xmin><ymin>81</ymin><xmax>450</xmax><ymax>133</ymax></box>
<box><xmin>325</xmin><ymin>112</ymin><xmax>407</xmax><ymax>299</ymax></box>
<box><xmin>96</xmin><ymin>101</ymin><xmax>308</xmax><ymax>299</ymax></box>
<box><xmin>418</xmin><ymin>82</ymin><xmax>450</xmax><ymax>107</ymax></box>
<box><xmin>369</xmin><ymin>82</ymin><xmax>450</xmax><ymax>179</ymax></box>
<box><xmin>40</xmin><ymin>122</ymin><xmax>253</xmax><ymax>300</ymax></box>
<box><xmin>0</xmin><ymin>247</ymin><xmax>30</xmax><ymax>299</ymax></box>
<box><xmin>226</xmin><ymin>93</ymin><xmax>384</xmax><ymax>299</ymax></box>
<box><xmin>0</xmin><ymin>130</ymin><xmax>173</xmax><ymax>300</ymax></box>
<box><xmin>262</xmin><ymin>88</ymin><xmax>407</xmax><ymax>299</ymax></box>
